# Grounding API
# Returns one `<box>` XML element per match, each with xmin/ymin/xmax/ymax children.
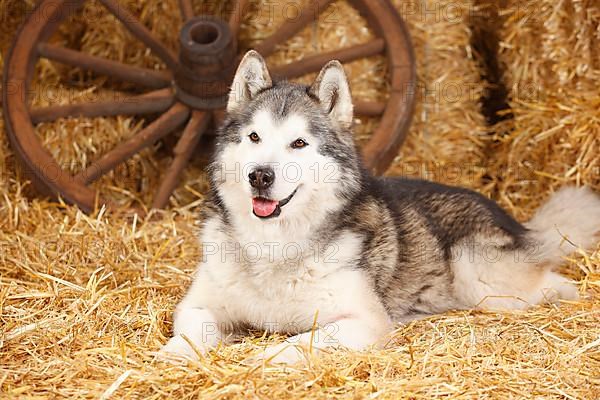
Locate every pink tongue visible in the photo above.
<box><xmin>252</xmin><ymin>198</ymin><xmax>279</xmax><ymax>217</ymax></box>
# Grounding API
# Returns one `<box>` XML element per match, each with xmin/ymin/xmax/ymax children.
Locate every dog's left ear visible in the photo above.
<box><xmin>309</xmin><ymin>61</ymin><xmax>353</xmax><ymax>128</ymax></box>
<box><xmin>227</xmin><ymin>50</ymin><xmax>272</xmax><ymax>112</ymax></box>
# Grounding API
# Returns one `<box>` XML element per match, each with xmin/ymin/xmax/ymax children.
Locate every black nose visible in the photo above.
<box><xmin>249</xmin><ymin>167</ymin><xmax>275</xmax><ymax>190</ymax></box>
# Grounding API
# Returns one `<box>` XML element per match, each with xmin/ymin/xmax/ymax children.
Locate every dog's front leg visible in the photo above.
<box><xmin>160</xmin><ymin>305</ymin><xmax>224</xmax><ymax>360</ymax></box>
<box><xmin>254</xmin><ymin>317</ymin><xmax>391</xmax><ymax>365</ymax></box>
<box><xmin>159</xmin><ymin>271</ymin><xmax>229</xmax><ymax>360</ymax></box>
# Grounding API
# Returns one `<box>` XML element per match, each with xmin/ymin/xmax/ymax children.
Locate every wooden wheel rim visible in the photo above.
<box><xmin>2</xmin><ymin>0</ymin><xmax>416</xmax><ymax>214</ymax></box>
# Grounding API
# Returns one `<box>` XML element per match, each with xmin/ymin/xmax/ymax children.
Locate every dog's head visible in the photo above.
<box><xmin>211</xmin><ymin>50</ymin><xmax>362</xmax><ymax>228</ymax></box>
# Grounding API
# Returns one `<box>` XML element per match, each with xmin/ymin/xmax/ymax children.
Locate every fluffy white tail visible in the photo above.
<box><xmin>452</xmin><ymin>187</ymin><xmax>599</xmax><ymax>310</ymax></box>
<box><xmin>526</xmin><ymin>186</ymin><xmax>600</xmax><ymax>266</ymax></box>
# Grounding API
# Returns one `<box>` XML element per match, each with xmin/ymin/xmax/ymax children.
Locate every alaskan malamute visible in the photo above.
<box><xmin>161</xmin><ymin>50</ymin><xmax>600</xmax><ymax>364</ymax></box>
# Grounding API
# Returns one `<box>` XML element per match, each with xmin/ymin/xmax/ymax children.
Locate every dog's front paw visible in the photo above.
<box><xmin>157</xmin><ymin>335</ymin><xmax>207</xmax><ymax>362</ymax></box>
<box><xmin>247</xmin><ymin>342</ymin><xmax>308</xmax><ymax>366</ymax></box>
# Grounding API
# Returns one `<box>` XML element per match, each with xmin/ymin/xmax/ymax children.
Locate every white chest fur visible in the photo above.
<box><xmin>192</xmin><ymin>217</ymin><xmax>369</xmax><ymax>333</ymax></box>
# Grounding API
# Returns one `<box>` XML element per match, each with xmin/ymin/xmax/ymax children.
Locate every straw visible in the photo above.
<box><xmin>0</xmin><ymin>1</ymin><xmax>598</xmax><ymax>398</ymax></box>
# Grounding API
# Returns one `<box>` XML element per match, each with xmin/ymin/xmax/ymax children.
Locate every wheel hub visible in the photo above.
<box><xmin>174</xmin><ymin>16</ymin><xmax>237</xmax><ymax>109</ymax></box>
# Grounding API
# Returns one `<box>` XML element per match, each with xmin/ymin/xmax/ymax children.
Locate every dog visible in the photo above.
<box><xmin>160</xmin><ymin>50</ymin><xmax>600</xmax><ymax>365</ymax></box>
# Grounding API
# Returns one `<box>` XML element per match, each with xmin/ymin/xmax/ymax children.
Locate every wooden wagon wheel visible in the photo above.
<box><xmin>2</xmin><ymin>0</ymin><xmax>416</xmax><ymax>213</ymax></box>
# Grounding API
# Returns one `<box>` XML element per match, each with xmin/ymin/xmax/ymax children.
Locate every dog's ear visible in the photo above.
<box><xmin>227</xmin><ymin>50</ymin><xmax>272</xmax><ymax>112</ymax></box>
<box><xmin>309</xmin><ymin>61</ymin><xmax>353</xmax><ymax>128</ymax></box>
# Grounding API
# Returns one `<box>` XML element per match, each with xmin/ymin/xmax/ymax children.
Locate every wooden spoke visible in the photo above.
<box><xmin>271</xmin><ymin>39</ymin><xmax>385</xmax><ymax>79</ymax></box>
<box><xmin>30</xmin><ymin>88</ymin><xmax>175</xmax><ymax>124</ymax></box>
<box><xmin>212</xmin><ymin>108</ymin><xmax>226</xmax><ymax>127</ymax></box>
<box><xmin>151</xmin><ymin>111</ymin><xmax>211</xmax><ymax>208</ymax></box>
<box><xmin>98</xmin><ymin>0</ymin><xmax>178</xmax><ymax>69</ymax></box>
<box><xmin>254</xmin><ymin>0</ymin><xmax>335</xmax><ymax>57</ymax></box>
<box><xmin>354</xmin><ymin>100</ymin><xmax>385</xmax><ymax>117</ymax></box>
<box><xmin>37</xmin><ymin>43</ymin><xmax>172</xmax><ymax>89</ymax></box>
<box><xmin>74</xmin><ymin>103</ymin><xmax>190</xmax><ymax>185</ymax></box>
<box><xmin>229</xmin><ymin>0</ymin><xmax>250</xmax><ymax>38</ymax></box>
<box><xmin>179</xmin><ymin>0</ymin><xmax>194</xmax><ymax>22</ymax></box>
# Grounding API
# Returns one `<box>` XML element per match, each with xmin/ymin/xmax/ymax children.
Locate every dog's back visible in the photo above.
<box><xmin>358</xmin><ymin>177</ymin><xmax>600</xmax><ymax>318</ymax></box>
<box><xmin>376</xmin><ymin>177</ymin><xmax>528</xmax><ymax>247</ymax></box>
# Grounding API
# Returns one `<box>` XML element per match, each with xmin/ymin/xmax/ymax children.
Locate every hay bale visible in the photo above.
<box><xmin>487</xmin><ymin>0</ymin><xmax>600</xmax><ymax>219</ymax></box>
<box><xmin>387</xmin><ymin>0</ymin><xmax>489</xmax><ymax>190</ymax></box>
<box><xmin>0</xmin><ymin>0</ymin><xmax>599</xmax><ymax>399</ymax></box>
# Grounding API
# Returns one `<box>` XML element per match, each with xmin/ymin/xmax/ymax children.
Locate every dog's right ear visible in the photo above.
<box><xmin>227</xmin><ymin>50</ymin><xmax>272</xmax><ymax>113</ymax></box>
<box><xmin>309</xmin><ymin>60</ymin><xmax>353</xmax><ymax>129</ymax></box>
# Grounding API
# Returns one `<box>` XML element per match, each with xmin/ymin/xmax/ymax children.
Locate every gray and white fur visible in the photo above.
<box><xmin>161</xmin><ymin>51</ymin><xmax>600</xmax><ymax>364</ymax></box>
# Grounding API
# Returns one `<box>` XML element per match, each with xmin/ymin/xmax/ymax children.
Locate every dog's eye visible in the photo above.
<box><xmin>248</xmin><ymin>132</ymin><xmax>260</xmax><ymax>143</ymax></box>
<box><xmin>291</xmin><ymin>138</ymin><xmax>308</xmax><ymax>149</ymax></box>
